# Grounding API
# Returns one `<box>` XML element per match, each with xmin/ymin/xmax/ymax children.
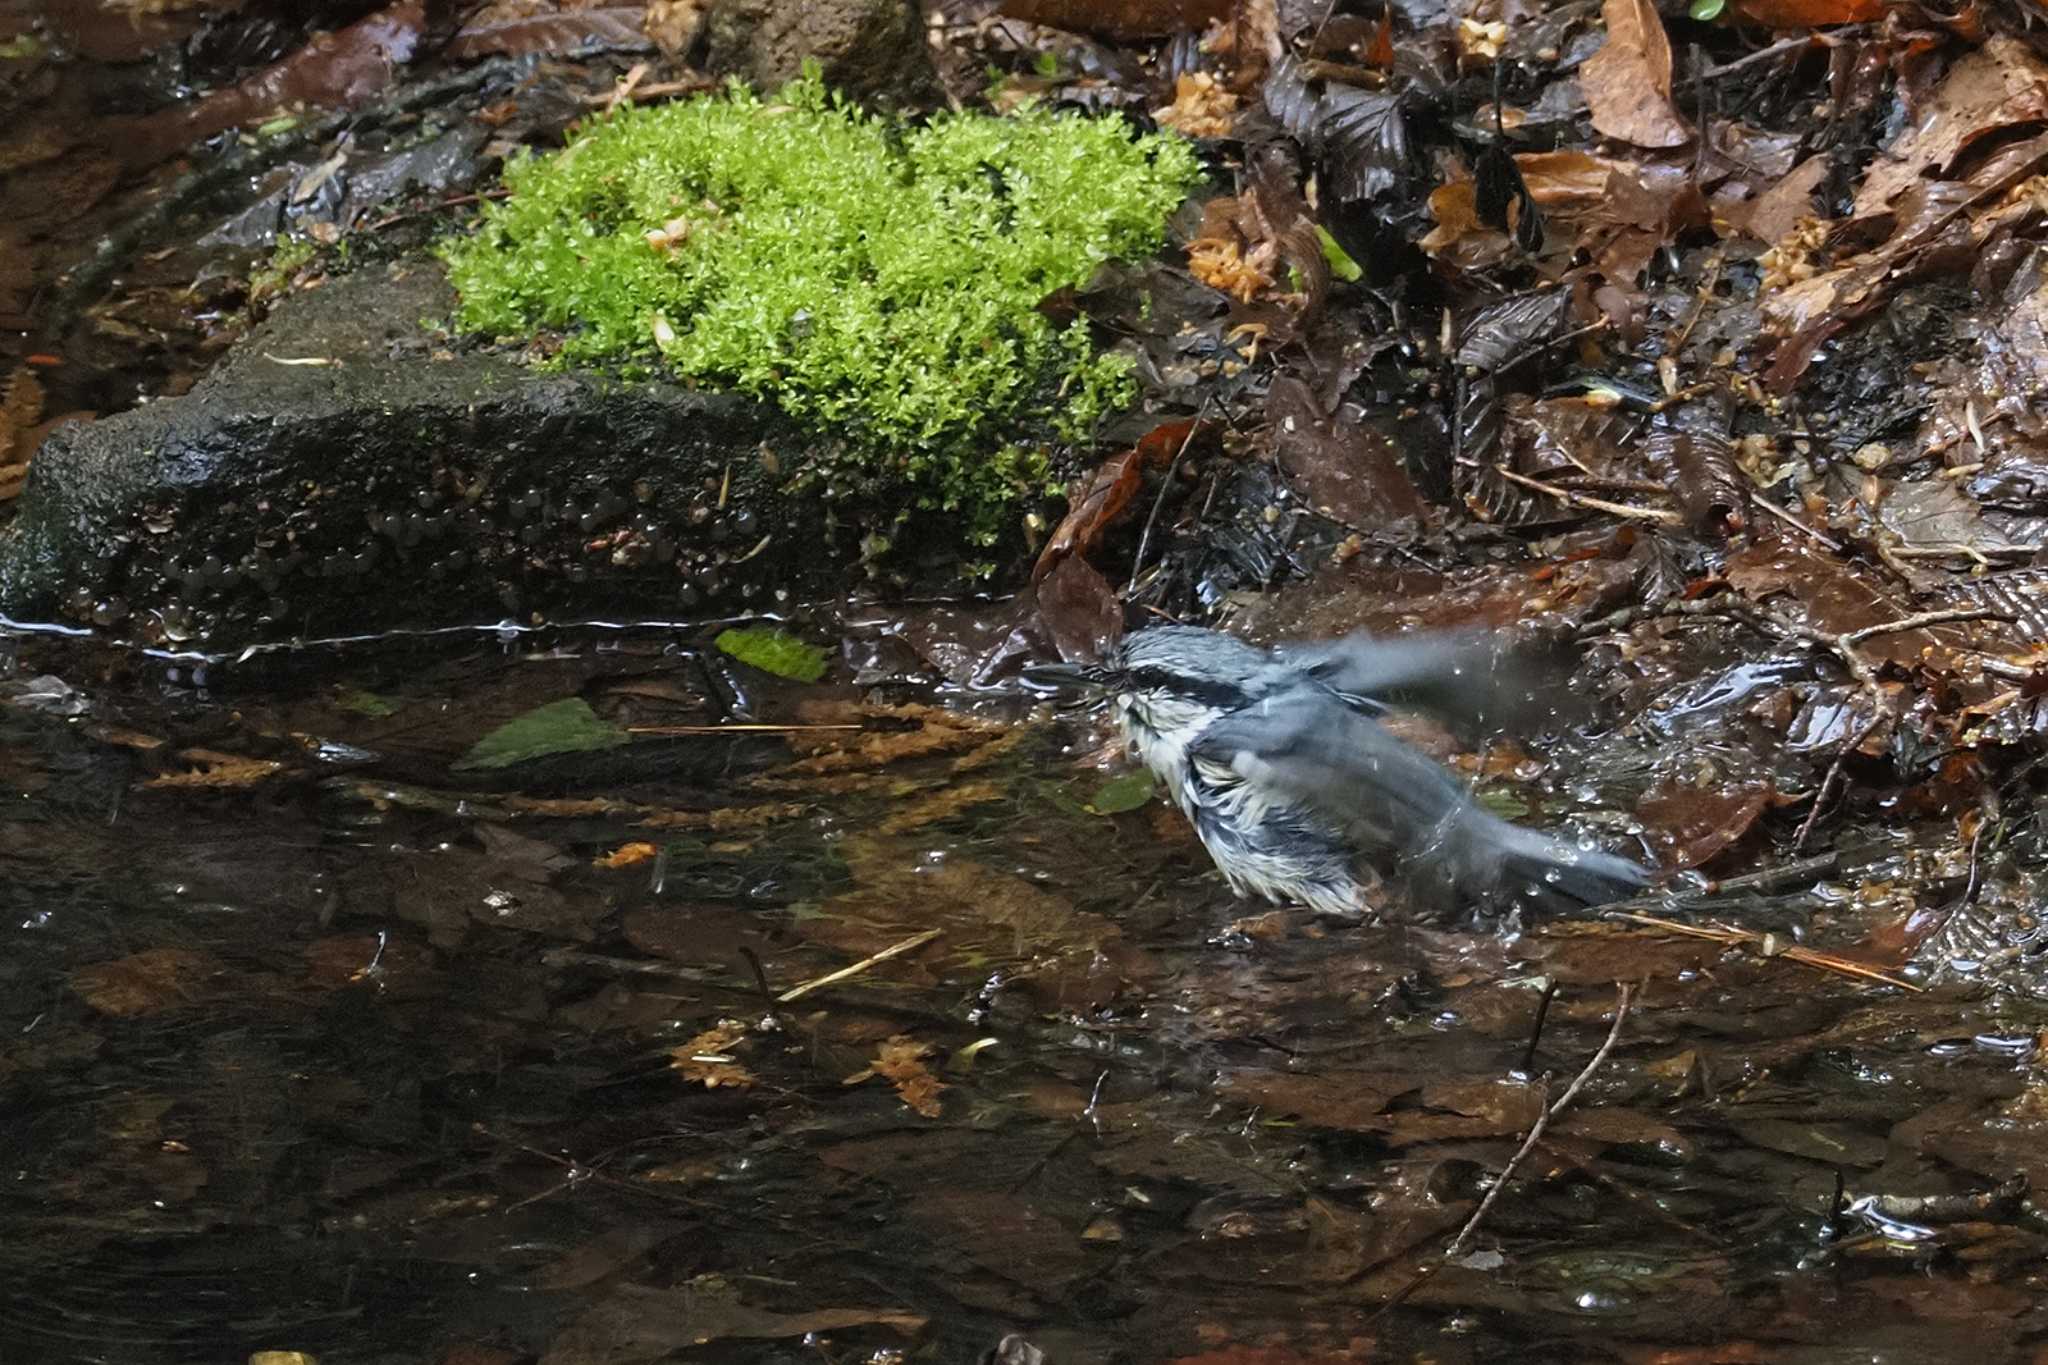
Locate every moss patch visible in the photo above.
<box><xmin>441</xmin><ymin>73</ymin><xmax>1200</xmax><ymax>548</ymax></box>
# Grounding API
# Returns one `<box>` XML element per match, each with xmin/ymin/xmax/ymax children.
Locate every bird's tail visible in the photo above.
<box><xmin>1416</xmin><ymin>809</ymin><xmax>1649</xmax><ymax>913</ymax></box>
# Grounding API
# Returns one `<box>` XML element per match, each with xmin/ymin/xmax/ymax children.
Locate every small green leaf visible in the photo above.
<box><xmin>1033</xmin><ymin>50</ymin><xmax>1061</xmax><ymax>78</ymax></box>
<box><xmin>1476</xmin><ymin>786</ymin><xmax>1531</xmax><ymax>821</ymax></box>
<box><xmin>334</xmin><ymin>687</ymin><xmax>398</xmax><ymax>718</ymax></box>
<box><xmin>1688</xmin><ymin>0</ymin><xmax>1726</xmax><ymax>20</ymax></box>
<box><xmin>453</xmin><ymin>698</ymin><xmax>629</xmax><ymax>771</ymax></box>
<box><xmin>715</xmin><ymin>627</ymin><xmax>829</xmax><ymax>682</ymax></box>
<box><xmin>1087</xmin><ymin>769</ymin><xmax>1156</xmax><ymax>815</ymax></box>
<box><xmin>1314</xmin><ymin>225</ymin><xmax>1364</xmax><ymax>283</ymax></box>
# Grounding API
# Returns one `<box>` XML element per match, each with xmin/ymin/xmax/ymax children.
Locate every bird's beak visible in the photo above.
<box><xmin>1020</xmin><ymin>662</ymin><xmax>1109</xmax><ymax>696</ymax></box>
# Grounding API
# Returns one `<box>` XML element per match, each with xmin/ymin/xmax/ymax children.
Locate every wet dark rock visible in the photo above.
<box><xmin>704</xmin><ymin>0</ymin><xmax>936</xmax><ymax>103</ymax></box>
<box><xmin>0</xmin><ymin>263</ymin><xmax>876</xmax><ymax>645</ymax></box>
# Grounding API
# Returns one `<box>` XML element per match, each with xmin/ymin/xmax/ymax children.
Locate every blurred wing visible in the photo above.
<box><xmin>1189</xmin><ymin>684</ymin><xmax>1470</xmax><ymax>849</ymax></box>
<box><xmin>1192</xmin><ymin>682</ymin><xmax>1646</xmax><ymax>910</ymax></box>
<box><xmin>1273</xmin><ymin>629</ymin><xmax>1566</xmax><ymax>736</ymax></box>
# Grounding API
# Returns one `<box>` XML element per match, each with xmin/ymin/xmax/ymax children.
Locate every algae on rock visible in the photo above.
<box><xmin>441</xmin><ymin>73</ymin><xmax>1201</xmax><ymax>549</ymax></box>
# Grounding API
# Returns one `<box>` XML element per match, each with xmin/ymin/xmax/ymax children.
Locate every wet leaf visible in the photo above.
<box><xmin>1265</xmin><ymin>57</ymin><xmax>1409</xmax><ymax>203</ymax></box>
<box><xmin>1581</xmin><ymin>0</ymin><xmax>1692</xmax><ymax>150</ymax></box>
<box><xmin>72</xmin><ymin>947</ymin><xmax>223</xmax><ymax>1017</ymax></box>
<box><xmin>121</xmin><ymin>0</ymin><xmax>428</xmax><ymax>168</ymax></box>
<box><xmin>1267</xmin><ymin>375</ymin><xmax>1427</xmax><ymax>534</ymax></box>
<box><xmin>594</xmin><ymin>841</ymin><xmax>659</xmax><ymax>868</ymax></box>
<box><xmin>1636</xmin><ymin>778</ymin><xmax>1774</xmax><ymax>870</ymax></box>
<box><xmin>843</xmin><ymin>1034</ymin><xmax>946</xmax><ymax>1117</ymax></box>
<box><xmin>1476</xmin><ymin>786</ymin><xmax>1531</xmax><ymax>820</ymax></box>
<box><xmin>1473</xmin><ymin>143</ymin><xmax>1541</xmax><ymax>252</ymax></box>
<box><xmin>1455</xmin><ymin>291</ymin><xmax>1568</xmax><ymax>372</ymax></box>
<box><xmin>1218</xmin><ymin>1069</ymin><xmax>1424</xmax><ymax>1129</ymax></box>
<box><xmin>452</xmin><ymin>698</ymin><xmax>630</xmax><ymax>771</ymax></box>
<box><xmin>714</xmin><ymin>626</ymin><xmax>828</xmax><ymax>682</ymax></box>
<box><xmin>532</xmin><ymin>1225</ymin><xmax>669</xmax><ymax>1293</ymax></box>
<box><xmin>1033</xmin><ymin>417</ymin><xmax>1199</xmax><ymax>584</ymax></box>
<box><xmin>1032</xmin><ymin>553</ymin><xmax>1123</xmax><ymax>664</ymax></box>
<box><xmin>445</xmin><ymin>3</ymin><xmax>653</xmax><ymax>60</ymax></box>
<box><xmin>995</xmin><ymin>0</ymin><xmax>1230</xmax><ymax>40</ymax></box>
<box><xmin>334</xmin><ymin>686</ymin><xmax>399</xmax><ymax>718</ymax></box>
<box><xmin>668</xmin><ymin>1022</ymin><xmax>755</xmax><ymax>1089</ymax></box>
<box><xmin>1854</xmin><ymin>37</ymin><xmax>2048</xmax><ymax>216</ymax></box>
<box><xmin>1653</xmin><ymin>404</ymin><xmax>1747</xmax><ymax>538</ymax></box>
<box><xmin>1088</xmin><ymin>768</ymin><xmax>1157</xmax><ymax>814</ymax></box>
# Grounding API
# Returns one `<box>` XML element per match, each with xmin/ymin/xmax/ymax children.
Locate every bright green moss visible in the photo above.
<box><xmin>441</xmin><ymin>72</ymin><xmax>1200</xmax><ymax>545</ymax></box>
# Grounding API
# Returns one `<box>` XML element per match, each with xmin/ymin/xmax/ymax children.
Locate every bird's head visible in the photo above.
<box><xmin>1025</xmin><ymin>626</ymin><xmax>1270</xmax><ymax>747</ymax></box>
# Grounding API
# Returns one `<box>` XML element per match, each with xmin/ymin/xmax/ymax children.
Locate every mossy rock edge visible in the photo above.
<box><xmin>0</xmin><ymin>264</ymin><xmax>918</xmax><ymax>646</ymax></box>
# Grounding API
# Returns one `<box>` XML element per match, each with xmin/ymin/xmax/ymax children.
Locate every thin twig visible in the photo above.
<box><xmin>1606</xmin><ymin>911</ymin><xmax>1921</xmax><ymax>992</ymax></box>
<box><xmin>1699</xmin><ymin>32</ymin><xmax>1822</xmax><ymax>79</ymax></box>
<box><xmin>1515</xmin><ymin>980</ymin><xmax>1559</xmax><ymax>1078</ymax></box>
<box><xmin>1750</xmin><ymin>494</ymin><xmax>1842</xmax><ymax>551</ymax></box>
<box><xmin>1490</xmin><ymin>465</ymin><xmax>1681</xmax><ymax>524</ymax></box>
<box><xmin>1444</xmin><ymin>983</ymin><xmax>1635</xmax><ymax>1261</ymax></box>
<box><xmin>1699</xmin><ymin>851</ymin><xmax>1840</xmax><ymax>895</ymax></box>
<box><xmin>1840</xmin><ymin>607</ymin><xmax>2014</xmax><ymax>648</ymax></box>
<box><xmin>775</xmin><ymin>928</ymin><xmax>942</xmax><ymax>1003</ymax></box>
<box><xmin>1793</xmin><ymin>706</ymin><xmax>1890</xmax><ymax>851</ymax></box>
<box><xmin>1127</xmin><ymin>402</ymin><xmax>1209</xmax><ymax>598</ymax></box>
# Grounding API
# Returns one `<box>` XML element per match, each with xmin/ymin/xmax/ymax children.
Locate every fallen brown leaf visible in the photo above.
<box><xmin>1581</xmin><ymin>0</ymin><xmax>1692</xmax><ymax>150</ymax></box>
<box><xmin>1853</xmin><ymin>36</ymin><xmax>2048</xmax><ymax>216</ymax></box>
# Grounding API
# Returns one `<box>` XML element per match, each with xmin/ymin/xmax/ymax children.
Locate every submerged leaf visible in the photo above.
<box><xmin>335</xmin><ymin>687</ymin><xmax>399</xmax><ymax>718</ymax></box>
<box><xmin>715</xmin><ymin>627</ymin><xmax>829</xmax><ymax>682</ymax></box>
<box><xmin>452</xmin><ymin>698</ymin><xmax>629</xmax><ymax>771</ymax></box>
<box><xmin>1088</xmin><ymin>769</ymin><xmax>1157</xmax><ymax>814</ymax></box>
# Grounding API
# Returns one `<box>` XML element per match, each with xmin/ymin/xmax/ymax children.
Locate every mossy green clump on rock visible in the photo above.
<box><xmin>441</xmin><ymin>72</ymin><xmax>1200</xmax><ymax>548</ymax></box>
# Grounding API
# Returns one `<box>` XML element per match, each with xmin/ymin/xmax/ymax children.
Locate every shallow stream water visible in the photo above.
<box><xmin>4</xmin><ymin>623</ymin><xmax>2047</xmax><ymax>1365</ymax></box>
